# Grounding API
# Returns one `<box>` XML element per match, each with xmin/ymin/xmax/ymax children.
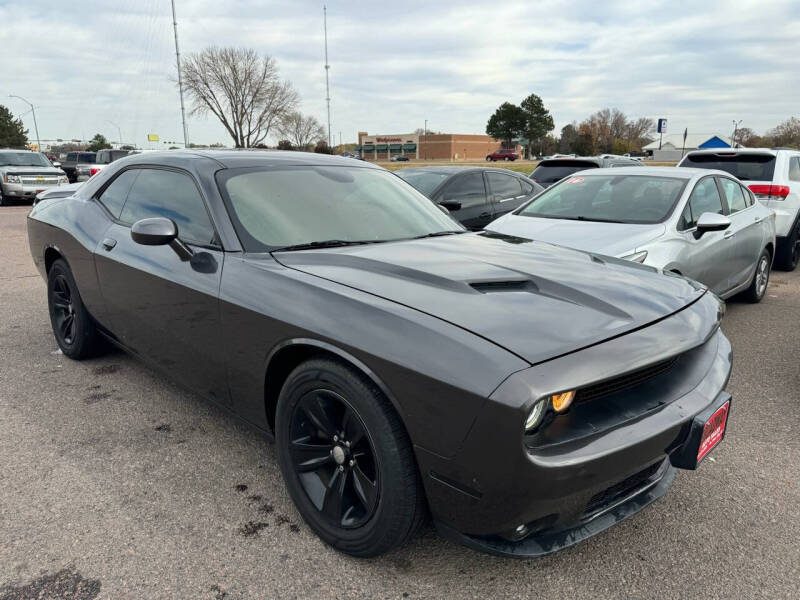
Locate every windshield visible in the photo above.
<box><xmin>680</xmin><ymin>153</ymin><xmax>776</xmax><ymax>181</ymax></box>
<box><xmin>78</xmin><ymin>152</ymin><xmax>97</xmax><ymax>163</ymax></box>
<box><xmin>0</xmin><ymin>151</ymin><xmax>51</xmax><ymax>167</ymax></box>
<box><xmin>218</xmin><ymin>165</ymin><xmax>462</xmax><ymax>251</ymax></box>
<box><xmin>394</xmin><ymin>170</ymin><xmax>450</xmax><ymax>197</ymax></box>
<box><xmin>530</xmin><ymin>160</ymin><xmax>599</xmax><ymax>185</ymax></box>
<box><xmin>517</xmin><ymin>174</ymin><xmax>687</xmax><ymax>224</ymax></box>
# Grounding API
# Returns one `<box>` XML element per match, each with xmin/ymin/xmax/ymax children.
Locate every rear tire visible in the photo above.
<box><xmin>275</xmin><ymin>358</ymin><xmax>426</xmax><ymax>557</ymax></box>
<box><xmin>775</xmin><ymin>223</ymin><xmax>799</xmax><ymax>271</ymax></box>
<box><xmin>47</xmin><ymin>259</ymin><xmax>105</xmax><ymax>359</ymax></box>
<box><xmin>485</xmin><ymin>156</ymin><xmax>492</xmax><ymax>162</ymax></box>
<box><xmin>741</xmin><ymin>249</ymin><xmax>771</xmax><ymax>303</ymax></box>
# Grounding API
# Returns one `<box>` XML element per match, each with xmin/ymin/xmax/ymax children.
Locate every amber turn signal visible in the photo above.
<box><xmin>551</xmin><ymin>390</ymin><xmax>576</xmax><ymax>413</ymax></box>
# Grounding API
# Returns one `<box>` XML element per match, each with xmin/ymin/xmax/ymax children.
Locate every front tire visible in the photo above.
<box><xmin>275</xmin><ymin>358</ymin><xmax>425</xmax><ymax>557</ymax></box>
<box><xmin>0</xmin><ymin>187</ymin><xmax>7</xmax><ymax>206</ymax></box>
<box><xmin>741</xmin><ymin>249</ymin><xmax>771</xmax><ymax>303</ymax></box>
<box><xmin>47</xmin><ymin>259</ymin><xmax>104</xmax><ymax>359</ymax></box>
<box><xmin>485</xmin><ymin>156</ymin><xmax>492</xmax><ymax>162</ymax></box>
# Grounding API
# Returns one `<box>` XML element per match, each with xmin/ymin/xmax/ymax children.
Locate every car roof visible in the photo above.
<box><xmin>0</xmin><ymin>148</ymin><xmax>37</xmax><ymax>153</ymax></box>
<box><xmin>570</xmin><ymin>166</ymin><xmax>729</xmax><ymax>179</ymax></box>
<box><xmin>121</xmin><ymin>149</ymin><xmax>385</xmax><ymax>170</ymax></box>
<box><xmin>683</xmin><ymin>148</ymin><xmax>786</xmax><ymax>157</ymax></box>
<box><xmin>398</xmin><ymin>166</ymin><xmax>526</xmax><ymax>176</ymax></box>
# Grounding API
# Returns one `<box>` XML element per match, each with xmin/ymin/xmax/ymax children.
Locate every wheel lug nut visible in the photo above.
<box><xmin>348</xmin><ymin>460</ymin><xmax>354</xmax><ymax>467</ymax></box>
<box><xmin>333</xmin><ymin>435</ymin><xmax>338</xmax><ymax>442</ymax></box>
<box><xmin>345</xmin><ymin>441</ymin><xmax>350</xmax><ymax>448</ymax></box>
<box><xmin>339</xmin><ymin>465</ymin><xmax>344</xmax><ymax>472</ymax></box>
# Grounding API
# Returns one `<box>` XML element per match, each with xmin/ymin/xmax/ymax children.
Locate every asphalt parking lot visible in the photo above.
<box><xmin>1</xmin><ymin>205</ymin><xmax>799</xmax><ymax>600</ymax></box>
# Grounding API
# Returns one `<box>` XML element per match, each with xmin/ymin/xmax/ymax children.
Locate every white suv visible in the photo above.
<box><xmin>679</xmin><ymin>148</ymin><xmax>800</xmax><ymax>270</ymax></box>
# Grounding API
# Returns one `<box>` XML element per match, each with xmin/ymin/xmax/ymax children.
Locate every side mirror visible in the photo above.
<box><xmin>436</xmin><ymin>204</ymin><xmax>450</xmax><ymax>215</ymax></box>
<box><xmin>52</xmin><ymin>161</ymin><xmax>61</xmax><ymax>168</ymax></box>
<box><xmin>131</xmin><ymin>217</ymin><xmax>193</xmax><ymax>260</ymax></box>
<box><xmin>695</xmin><ymin>212</ymin><xmax>731</xmax><ymax>238</ymax></box>
<box><xmin>440</xmin><ymin>199</ymin><xmax>462</xmax><ymax>211</ymax></box>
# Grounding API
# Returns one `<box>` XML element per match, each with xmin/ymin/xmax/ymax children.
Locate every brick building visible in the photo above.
<box><xmin>357</xmin><ymin>132</ymin><xmax>504</xmax><ymax>161</ymax></box>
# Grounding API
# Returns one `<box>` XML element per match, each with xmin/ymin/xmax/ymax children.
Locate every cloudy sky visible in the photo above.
<box><xmin>1</xmin><ymin>0</ymin><xmax>799</xmax><ymax>147</ymax></box>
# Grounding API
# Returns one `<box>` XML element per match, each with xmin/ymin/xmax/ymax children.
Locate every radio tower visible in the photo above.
<box><xmin>324</xmin><ymin>5</ymin><xmax>331</xmax><ymax>146</ymax></box>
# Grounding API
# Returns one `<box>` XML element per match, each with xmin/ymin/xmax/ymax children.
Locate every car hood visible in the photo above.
<box><xmin>273</xmin><ymin>232</ymin><xmax>705</xmax><ymax>365</ymax></box>
<box><xmin>486</xmin><ymin>214</ymin><xmax>665</xmax><ymax>257</ymax></box>
<box><xmin>0</xmin><ymin>165</ymin><xmax>63</xmax><ymax>175</ymax></box>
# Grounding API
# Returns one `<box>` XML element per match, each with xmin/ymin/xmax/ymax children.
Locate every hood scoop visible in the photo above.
<box><xmin>470</xmin><ymin>280</ymin><xmax>536</xmax><ymax>293</ymax></box>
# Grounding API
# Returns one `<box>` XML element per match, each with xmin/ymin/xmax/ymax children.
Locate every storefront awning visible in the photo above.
<box><xmin>375</xmin><ymin>144</ymin><xmax>388</xmax><ymax>151</ymax></box>
<box><xmin>388</xmin><ymin>143</ymin><xmax>402</xmax><ymax>150</ymax></box>
<box><xmin>403</xmin><ymin>143</ymin><xmax>417</xmax><ymax>151</ymax></box>
<box><xmin>362</xmin><ymin>145</ymin><xmax>375</xmax><ymax>152</ymax></box>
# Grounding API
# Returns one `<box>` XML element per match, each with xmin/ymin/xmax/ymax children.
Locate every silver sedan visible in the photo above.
<box><xmin>486</xmin><ymin>167</ymin><xmax>777</xmax><ymax>302</ymax></box>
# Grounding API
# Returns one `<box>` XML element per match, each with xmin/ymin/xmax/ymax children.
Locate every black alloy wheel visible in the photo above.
<box><xmin>47</xmin><ymin>258</ymin><xmax>104</xmax><ymax>359</ymax></box>
<box><xmin>51</xmin><ymin>273</ymin><xmax>77</xmax><ymax>345</ymax></box>
<box><xmin>275</xmin><ymin>358</ymin><xmax>426</xmax><ymax>557</ymax></box>
<box><xmin>288</xmin><ymin>389</ymin><xmax>379</xmax><ymax>528</ymax></box>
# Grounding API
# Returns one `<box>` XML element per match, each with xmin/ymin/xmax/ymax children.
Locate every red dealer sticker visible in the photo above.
<box><xmin>566</xmin><ymin>177</ymin><xmax>584</xmax><ymax>184</ymax></box>
<box><xmin>697</xmin><ymin>401</ymin><xmax>730</xmax><ymax>462</ymax></box>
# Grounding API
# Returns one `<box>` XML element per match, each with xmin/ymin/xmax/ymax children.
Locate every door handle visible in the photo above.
<box><xmin>723</xmin><ymin>231</ymin><xmax>735</xmax><ymax>240</ymax></box>
<box><xmin>101</xmin><ymin>238</ymin><xmax>117</xmax><ymax>251</ymax></box>
<box><xmin>479</xmin><ymin>212</ymin><xmax>490</xmax><ymax>218</ymax></box>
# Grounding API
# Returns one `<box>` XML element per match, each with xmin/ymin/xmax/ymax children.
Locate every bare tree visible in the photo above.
<box><xmin>277</xmin><ymin>111</ymin><xmax>325</xmax><ymax>151</ymax></box>
<box><xmin>182</xmin><ymin>47</ymin><xmax>299</xmax><ymax>148</ymax></box>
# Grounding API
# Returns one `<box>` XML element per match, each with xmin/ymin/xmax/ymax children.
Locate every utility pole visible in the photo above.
<box><xmin>324</xmin><ymin>5</ymin><xmax>332</xmax><ymax>147</ymax></box>
<box><xmin>9</xmin><ymin>95</ymin><xmax>40</xmax><ymax>152</ymax></box>
<box><xmin>731</xmin><ymin>119</ymin><xmax>742</xmax><ymax>148</ymax></box>
<box><xmin>107</xmin><ymin>120</ymin><xmax>122</xmax><ymax>147</ymax></box>
<box><xmin>424</xmin><ymin>119</ymin><xmax>427</xmax><ymax>160</ymax></box>
<box><xmin>171</xmin><ymin>0</ymin><xmax>189</xmax><ymax>147</ymax></box>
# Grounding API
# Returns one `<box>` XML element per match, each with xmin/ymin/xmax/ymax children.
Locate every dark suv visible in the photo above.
<box><xmin>396</xmin><ymin>166</ymin><xmax>543</xmax><ymax>230</ymax></box>
<box><xmin>60</xmin><ymin>151</ymin><xmax>97</xmax><ymax>183</ymax></box>
<box><xmin>486</xmin><ymin>148</ymin><xmax>519</xmax><ymax>162</ymax></box>
<box><xmin>531</xmin><ymin>155</ymin><xmax>643</xmax><ymax>187</ymax></box>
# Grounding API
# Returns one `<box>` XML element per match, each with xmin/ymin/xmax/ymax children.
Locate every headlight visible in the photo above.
<box><xmin>621</xmin><ymin>250</ymin><xmax>648</xmax><ymax>264</ymax></box>
<box><xmin>524</xmin><ymin>389</ymin><xmax>577</xmax><ymax>434</ymax></box>
<box><xmin>524</xmin><ymin>400</ymin><xmax>547</xmax><ymax>433</ymax></box>
<box><xmin>4</xmin><ymin>174</ymin><xmax>22</xmax><ymax>184</ymax></box>
<box><xmin>58</xmin><ymin>175</ymin><xmax>68</xmax><ymax>184</ymax></box>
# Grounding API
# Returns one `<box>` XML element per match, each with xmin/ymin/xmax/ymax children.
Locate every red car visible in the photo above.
<box><xmin>486</xmin><ymin>148</ymin><xmax>518</xmax><ymax>162</ymax></box>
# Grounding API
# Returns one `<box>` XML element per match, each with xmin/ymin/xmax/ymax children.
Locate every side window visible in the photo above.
<box><xmin>487</xmin><ymin>172</ymin><xmax>523</xmax><ymax>200</ymax></box>
<box><xmin>440</xmin><ymin>172</ymin><xmax>487</xmax><ymax>209</ymax></box>
<box><xmin>718</xmin><ymin>178</ymin><xmax>747</xmax><ymax>214</ymax></box>
<box><xmin>66</xmin><ymin>153</ymin><xmax>76</xmax><ymax>162</ymax></box>
<box><xmin>789</xmin><ymin>157</ymin><xmax>800</xmax><ymax>182</ymax></box>
<box><xmin>119</xmin><ymin>169</ymin><xmax>216</xmax><ymax>245</ymax></box>
<box><xmin>97</xmin><ymin>169</ymin><xmax>140</xmax><ymax>218</ymax></box>
<box><xmin>677</xmin><ymin>203</ymin><xmax>694</xmax><ymax>231</ymax></box>
<box><xmin>688</xmin><ymin>178</ymin><xmax>724</xmax><ymax>222</ymax></box>
<box><xmin>520</xmin><ymin>179</ymin><xmax>536</xmax><ymax>195</ymax></box>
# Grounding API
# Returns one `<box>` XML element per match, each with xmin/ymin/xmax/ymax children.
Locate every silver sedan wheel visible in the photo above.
<box><xmin>755</xmin><ymin>254</ymin><xmax>770</xmax><ymax>299</ymax></box>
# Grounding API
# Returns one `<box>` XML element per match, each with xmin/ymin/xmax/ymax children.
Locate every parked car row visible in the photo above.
<box><xmin>29</xmin><ymin>149</ymin><xmax>736</xmax><ymax>560</ymax></box>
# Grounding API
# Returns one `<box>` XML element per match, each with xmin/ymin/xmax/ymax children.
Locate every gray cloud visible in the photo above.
<box><xmin>1</xmin><ymin>0</ymin><xmax>798</xmax><ymax>146</ymax></box>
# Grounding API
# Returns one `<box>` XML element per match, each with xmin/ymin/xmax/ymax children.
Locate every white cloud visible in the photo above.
<box><xmin>1</xmin><ymin>0</ymin><xmax>798</xmax><ymax>146</ymax></box>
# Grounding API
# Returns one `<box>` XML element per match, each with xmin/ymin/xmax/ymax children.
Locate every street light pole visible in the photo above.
<box><xmin>9</xmin><ymin>94</ymin><xmax>40</xmax><ymax>152</ymax></box>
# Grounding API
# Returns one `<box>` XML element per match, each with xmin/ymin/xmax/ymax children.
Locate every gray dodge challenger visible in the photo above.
<box><xmin>27</xmin><ymin>150</ymin><xmax>732</xmax><ymax>557</ymax></box>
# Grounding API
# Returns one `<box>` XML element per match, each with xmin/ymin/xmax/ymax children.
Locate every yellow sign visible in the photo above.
<box><xmin>147</xmin><ymin>134</ymin><xmax>159</xmax><ymax>142</ymax></box>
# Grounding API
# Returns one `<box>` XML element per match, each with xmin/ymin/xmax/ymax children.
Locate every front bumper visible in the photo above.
<box><xmin>2</xmin><ymin>181</ymin><xmax>63</xmax><ymax>199</ymax></box>
<box><xmin>417</xmin><ymin>292</ymin><xmax>732</xmax><ymax>557</ymax></box>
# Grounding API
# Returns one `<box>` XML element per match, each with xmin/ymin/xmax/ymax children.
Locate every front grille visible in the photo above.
<box><xmin>21</xmin><ymin>176</ymin><xmax>59</xmax><ymax>186</ymax></box>
<box><xmin>582</xmin><ymin>461</ymin><xmax>663</xmax><ymax>520</ymax></box>
<box><xmin>576</xmin><ymin>355</ymin><xmax>680</xmax><ymax>403</ymax></box>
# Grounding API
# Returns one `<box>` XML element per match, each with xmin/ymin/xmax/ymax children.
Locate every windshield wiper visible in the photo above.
<box><xmin>556</xmin><ymin>215</ymin><xmax>626</xmax><ymax>224</ymax></box>
<box><xmin>408</xmin><ymin>230</ymin><xmax>468</xmax><ymax>240</ymax></box>
<box><xmin>270</xmin><ymin>239</ymin><xmax>379</xmax><ymax>252</ymax></box>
